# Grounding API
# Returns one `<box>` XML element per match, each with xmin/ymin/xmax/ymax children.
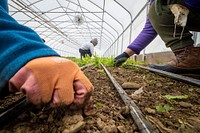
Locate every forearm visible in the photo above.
<box><xmin>126</xmin><ymin>0</ymin><xmax>157</xmax><ymax>55</ymax></box>
<box><xmin>0</xmin><ymin>5</ymin><xmax>59</xmax><ymax>92</ymax></box>
<box><xmin>90</xmin><ymin>47</ymin><xmax>94</xmax><ymax>56</ymax></box>
<box><xmin>127</xmin><ymin>18</ymin><xmax>157</xmax><ymax>55</ymax></box>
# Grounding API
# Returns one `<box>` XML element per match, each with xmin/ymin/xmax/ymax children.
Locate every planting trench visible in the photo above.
<box><xmin>0</xmin><ymin>65</ymin><xmax>200</xmax><ymax>133</ymax></box>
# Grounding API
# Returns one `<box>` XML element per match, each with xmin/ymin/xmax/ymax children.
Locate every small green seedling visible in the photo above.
<box><xmin>30</xmin><ymin>111</ymin><xmax>36</xmax><ymax>117</ymax></box>
<box><xmin>155</xmin><ymin>105</ymin><xmax>174</xmax><ymax>112</ymax></box>
<box><xmin>162</xmin><ymin>95</ymin><xmax>189</xmax><ymax>100</ymax></box>
<box><xmin>100</xmin><ymin>57</ymin><xmax>114</xmax><ymax>67</ymax></box>
<box><xmin>85</xmin><ymin>115</ymin><xmax>93</xmax><ymax>119</ymax></box>
<box><xmin>95</xmin><ymin>102</ymin><xmax>104</xmax><ymax>107</ymax></box>
<box><xmin>98</xmin><ymin>69</ymin><xmax>105</xmax><ymax>74</ymax></box>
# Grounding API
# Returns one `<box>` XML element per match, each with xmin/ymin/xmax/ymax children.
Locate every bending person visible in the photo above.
<box><xmin>79</xmin><ymin>38</ymin><xmax>98</xmax><ymax>59</ymax></box>
<box><xmin>114</xmin><ymin>0</ymin><xmax>200</xmax><ymax>76</ymax></box>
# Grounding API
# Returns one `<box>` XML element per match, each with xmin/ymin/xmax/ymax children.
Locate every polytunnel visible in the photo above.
<box><xmin>8</xmin><ymin>0</ymin><xmax>200</xmax><ymax>59</ymax></box>
<box><xmin>1</xmin><ymin>1</ymin><xmax>200</xmax><ymax>132</ymax></box>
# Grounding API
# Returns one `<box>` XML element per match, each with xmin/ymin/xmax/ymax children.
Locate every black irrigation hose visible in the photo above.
<box><xmin>101</xmin><ymin>64</ymin><xmax>156</xmax><ymax>133</ymax></box>
<box><xmin>0</xmin><ymin>96</ymin><xmax>31</xmax><ymax>127</ymax></box>
<box><xmin>134</xmin><ymin>65</ymin><xmax>200</xmax><ymax>87</ymax></box>
<box><xmin>80</xmin><ymin>63</ymin><xmax>93</xmax><ymax>70</ymax></box>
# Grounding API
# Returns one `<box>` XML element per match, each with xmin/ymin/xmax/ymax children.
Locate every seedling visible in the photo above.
<box><xmin>100</xmin><ymin>57</ymin><xmax>114</xmax><ymax>67</ymax></box>
<box><xmin>93</xmin><ymin>56</ymin><xmax>101</xmax><ymax>67</ymax></box>
<box><xmin>95</xmin><ymin>102</ymin><xmax>104</xmax><ymax>107</ymax></box>
<box><xmin>162</xmin><ymin>95</ymin><xmax>189</xmax><ymax>100</ymax></box>
<box><xmin>29</xmin><ymin>111</ymin><xmax>36</xmax><ymax>117</ymax></box>
<box><xmin>85</xmin><ymin>115</ymin><xmax>93</xmax><ymax>119</ymax></box>
<box><xmin>98</xmin><ymin>69</ymin><xmax>105</xmax><ymax>74</ymax></box>
<box><xmin>155</xmin><ymin>105</ymin><xmax>175</xmax><ymax>112</ymax></box>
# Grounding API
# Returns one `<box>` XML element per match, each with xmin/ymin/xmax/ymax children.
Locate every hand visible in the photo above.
<box><xmin>114</xmin><ymin>52</ymin><xmax>129</xmax><ymax>67</ymax></box>
<box><xmin>68</xmin><ymin>81</ymin><xmax>96</xmax><ymax>115</ymax></box>
<box><xmin>69</xmin><ymin>80</ymin><xmax>91</xmax><ymax>110</ymax></box>
<box><xmin>8</xmin><ymin>57</ymin><xmax>94</xmax><ymax>107</ymax></box>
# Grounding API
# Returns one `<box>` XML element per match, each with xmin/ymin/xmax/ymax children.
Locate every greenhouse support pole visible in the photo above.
<box><xmin>142</xmin><ymin>0</ymin><xmax>151</xmax><ymax>61</ymax></box>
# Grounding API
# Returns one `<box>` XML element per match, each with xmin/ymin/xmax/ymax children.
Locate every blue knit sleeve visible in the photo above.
<box><xmin>0</xmin><ymin>0</ymin><xmax>8</xmax><ymax>13</ymax></box>
<box><xmin>0</xmin><ymin>1</ymin><xmax>60</xmax><ymax>94</ymax></box>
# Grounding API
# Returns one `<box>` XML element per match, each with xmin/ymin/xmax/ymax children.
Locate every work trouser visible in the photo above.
<box><xmin>79</xmin><ymin>48</ymin><xmax>92</xmax><ymax>59</ymax></box>
<box><xmin>148</xmin><ymin>0</ymin><xmax>200</xmax><ymax>51</ymax></box>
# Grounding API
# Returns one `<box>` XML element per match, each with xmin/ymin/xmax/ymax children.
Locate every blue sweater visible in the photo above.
<box><xmin>0</xmin><ymin>0</ymin><xmax>59</xmax><ymax>94</ymax></box>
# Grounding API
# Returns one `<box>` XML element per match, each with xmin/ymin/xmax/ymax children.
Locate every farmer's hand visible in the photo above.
<box><xmin>69</xmin><ymin>80</ymin><xmax>92</xmax><ymax>109</ymax></box>
<box><xmin>69</xmin><ymin>81</ymin><xmax>96</xmax><ymax>116</ymax></box>
<box><xmin>114</xmin><ymin>52</ymin><xmax>129</xmax><ymax>67</ymax></box>
<box><xmin>8</xmin><ymin>57</ymin><xmax>94</xmax><ymax>107</ymax></box>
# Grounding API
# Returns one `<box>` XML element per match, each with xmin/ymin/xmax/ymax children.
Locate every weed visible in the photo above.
<box><xmin>155</xmin><ymin>105</ymin><xmax>175</xmax><ymax>112</ymax></box>
<box><xmin>67</xmin><ymin>56</ymin><xmax>146</xmax><ymax>69</ymax></box>
<box><xmin>95</xmin><ymin>102</ymin><xmax>104</xmax><ymax>107</ymax></box>
<box><xmin>98</xmin><ymin>69</ymin><xmax>105</xmax><ymax>74</ymax></box>
<box><xmin>162</xmin><ymin>95</ymin><xmax>189</xmax><ymax>100</ymax></box>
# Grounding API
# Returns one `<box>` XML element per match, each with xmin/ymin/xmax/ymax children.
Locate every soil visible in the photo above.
<box><xmin>0</xmin><ymin>92</ymin><xmax>24</xmax><ymax>113</ymax></box>
<box><xmin>0</xmin><ymin>65</ymin><xmax>200</xmax><ymax>133</ymax></box>
<box><xmin>108</xmin><ymin>65</ymin><xmax>200</xmax><ymax>133</ymax></box>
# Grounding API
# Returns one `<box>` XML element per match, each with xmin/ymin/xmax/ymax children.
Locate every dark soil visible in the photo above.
<box><xmin>0</xmin><ymin>65</ymin><xmax>200</xmax><ymax>133</ymax></box>
<box><xmin>0</xmin><ymin>92</ymin><xmax>24</xmax><ymax>113</ymax></box>
<box><xmin>0</xmin><ymin>66</ymin><xmax>137</xmax><ymax>133</ymax></box>
<box><xmin>108</xmin><ymin>65</ymin><xmax>200</xmax><ymax>133</ymax></box>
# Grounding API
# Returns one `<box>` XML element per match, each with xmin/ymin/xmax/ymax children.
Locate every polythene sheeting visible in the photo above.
<box><xmin>8</xmin><ymin>0</ymin><xmax>149</xmax><ymax>57</ymax></box>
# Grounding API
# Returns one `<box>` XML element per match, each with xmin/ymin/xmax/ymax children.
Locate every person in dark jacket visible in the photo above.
<box><xmin>114</xmin><ymin>0</ymin><xmax>200</xmax><ymax>76</ymax></box>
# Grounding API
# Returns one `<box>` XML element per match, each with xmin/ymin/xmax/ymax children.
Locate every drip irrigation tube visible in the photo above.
<box><xmin>101</xmin><ymin>64</ymin><xmax>156</xmax><ymax>133</ymax></box>
<box><xmin>134</xmin><ymin>65</ymin><xmax>200</xmax><ymax>87</ymax></box>
<box><xmin>80</xmin><ymin>63</ymin><xmax>93</xmax><ymax>70</ymax></box>
<box><xmin>0</xmin><ymin>96</ymin><xmax>31</xmax><ymax>127</ymax></box>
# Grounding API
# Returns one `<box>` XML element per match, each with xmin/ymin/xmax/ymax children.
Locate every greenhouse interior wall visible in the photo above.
<box><xmin>9</xmin><ymin>0</ymin><xmax>200</xmax><ymax>64</ymax></box>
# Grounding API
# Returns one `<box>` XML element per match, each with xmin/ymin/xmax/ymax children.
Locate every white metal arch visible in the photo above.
<box><xmin>8</xmin><ymin>0</ymin><xmax>145</xmax><ymax>57</ymax></box>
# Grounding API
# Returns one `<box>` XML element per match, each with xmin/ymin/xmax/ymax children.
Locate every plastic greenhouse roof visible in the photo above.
<box><xmin>8</xmin><ymin>0</ymin><xmax>149</xmax><ymax>57</ymax></box>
